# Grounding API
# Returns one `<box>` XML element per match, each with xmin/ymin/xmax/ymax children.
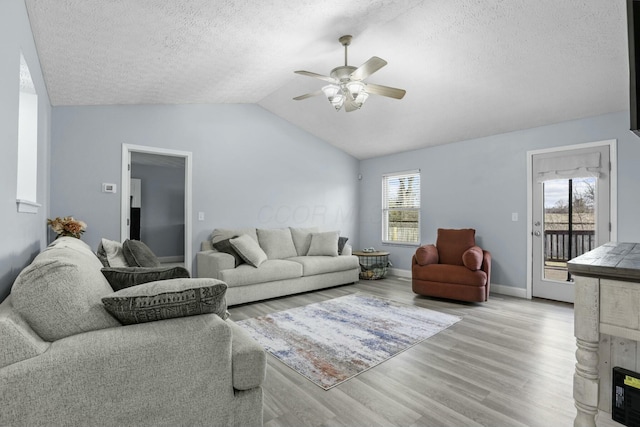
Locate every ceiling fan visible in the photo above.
<box><xmin>293</xmin><ymin>35</ymin><xmax>406</xmax><ymax>112</ymax></box>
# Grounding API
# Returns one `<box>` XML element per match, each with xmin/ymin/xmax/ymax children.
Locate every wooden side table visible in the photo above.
<box><xmin>352</xmin><ymin>251</ymin><xmax>390</xmax><ymax>280</ymax></box>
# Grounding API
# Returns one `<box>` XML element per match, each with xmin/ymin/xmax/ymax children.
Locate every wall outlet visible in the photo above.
<box><xmin>198</xmin><ymin>211</ymin><xmax>205</xmax><ymax>221</ymax></box>
<box><xmin>102</xmin><ymin>183</ymin><xmax>117</xmax><ymax>193</ymax></box>
<box><xmin>511</xmin><ymin>212</ymin><xmax>518</xmax><ymax>221</ymax></box>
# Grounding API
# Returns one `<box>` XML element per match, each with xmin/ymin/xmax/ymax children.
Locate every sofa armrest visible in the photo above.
<box><xmin>227</xmin><ymin>321</ymin><xmax>266</xmax><ymax>390</ymax></box>
<box><xmin>340</xmin><ymin>244</ymin><xmax>353</xmax><ymax>256</ymax></box>
<box><xmin>0</xmin><ymin>314</ymin><xmax>238</xmax><ymax>427</ymax></box>
<box><xmin>197</xmin><ymin>250</ymin><xmax>235</xmax><ymax>280</ymax></box>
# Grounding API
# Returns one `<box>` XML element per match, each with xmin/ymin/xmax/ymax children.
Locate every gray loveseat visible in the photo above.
<box><xmin>197</xmin><ymin>227</ymin><xmax>360</xmax><ymax>306</ymax></box>
<box><xmin>0</xmin><ymin>237</ymin><xmax>266</xmax><ymax>427</ymax></box>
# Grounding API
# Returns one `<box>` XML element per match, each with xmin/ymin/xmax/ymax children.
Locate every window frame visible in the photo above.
<box><xmin>16</xmin><ymin>51</ymin><xmax>40</xmax><ymax>214</ymax></box>
<box><xmin>381</xmin><ymin>169</ymin><xmax>421</xmax><ymax>246</ymax></box>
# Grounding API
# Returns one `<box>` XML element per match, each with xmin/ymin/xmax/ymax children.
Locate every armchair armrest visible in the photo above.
<box><xmin>482</xmin><ymin>250</ymin><xmax>492</xmax><ymax>287</ymax></box>
<box><xmin>197</xmin><ymin>250</ymin><xmax>235</xmax><ymax>280</ymax></box>
<box><xmin>0</xmin><ymin>314</ymin><xmax>237</xmax><ymax>427</ymax></box>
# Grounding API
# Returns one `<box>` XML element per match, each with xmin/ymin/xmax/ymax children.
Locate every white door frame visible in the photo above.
<box><xmin>121</xmin><ymin>144</ymin><xmax>193</xmax><ymax>274</ymax></box>
<box><xmin>526</xmin><ymin>139</ymin><xmax>617</xmax><ymax>299</ymax></box>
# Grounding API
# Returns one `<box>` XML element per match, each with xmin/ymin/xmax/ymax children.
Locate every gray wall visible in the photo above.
<box><xmin>358</xmin><ymin>111</ymin><xmax>640</xmax><ymax>290</ymax></box>
<box><xmin>51</xmin><ymin>104</ymin><xmax>361</xmax><ymax>271</ymax></box>
<box><xmin>131</xmin><ymin>163</ymin><xmax>185</xmax><ymax>258</ymax></box>
<box><xmin>0</xmin><ymin>0</ymin><xmax>52</xmax><ymax>300</ymax></box>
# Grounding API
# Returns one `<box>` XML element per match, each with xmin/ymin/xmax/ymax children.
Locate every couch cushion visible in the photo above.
<box><xmin>122</xmin><ymin>239</ymin><xmax>161</xmax><ymax>267</ymax></box>
<box><xmin>230</xmin><ymin>234</ymin><xmax>268</xmax><ymax>268</ymax></box>
<box><xmin>287</xmin><ymin>255</ymin><xmax>359</xmax><ymax>276</ymax></box>
<box><xmin>211</xmin><ymin>228</ymin><xmax>258</xmax><ymax>245</ymax></box>
<box><xmin>0</xmin><ymin>297</ymin><xmax>50</xmax><ymax>368</ymax></box>
<box><xmin>102</xmin><ymin>278</ymin><xmax>228</xmax><ymax>325</ymax></box>
<box><xmin>101</xmin><ymin>266</ymin><xmax>191</xmax><ymax>291</ymax></box>
<box><xmin>257</xmin><ymin>228</ymin><xmax>298</xmax><ymax>260</ymax></box>
<box><xmin>412</xmin><ymin>264</ymin><xmax>487</xmax><ymax>286</ymax></box>
<box><xmin>338</xmin><ymin>236</ymin><xmax>349</xmax><ymax>254</ymax></box>
<box><xmin>289</xmin><ymin>227</ymin><xmax>319</xmax><ymax>256</ymax></box>
<box><xmin>11</xmin><ymin>246</ymin><xmax>121</xmax><ymax>341</ymax></box>
<box><xmin>462</xmin><ymin>246</ymin><xmax>483</xmax><ymax>271</ymax></box>
<box><xmin>307</xmin><ymin>231</ymin><xmax>339</xmax><ymax>257</ymax></box>
<box><xmin>97</xmin><ymin>238</ymin><xmax>129</xmax><ymax>267</ymax></box>
<box><xmin>220</xmin><ymin>260</ymin><xmax>303</xmax><ymax>287</ymax></box>
<box><xmin>436</xmin><ymin>228</ymin><xmax>476</xmax><ymax>266</ymax></box>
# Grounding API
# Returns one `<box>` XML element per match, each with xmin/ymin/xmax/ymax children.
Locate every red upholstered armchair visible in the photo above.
<box><xmin>411</xmin><ymin>228</ymin><xmax>491</xmax><ymax>302</ymax></box>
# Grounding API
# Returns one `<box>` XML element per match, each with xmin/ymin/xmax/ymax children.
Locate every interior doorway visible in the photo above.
<box><xmin>527</xmin><ymin>140</ymin><xmax>617</xmax><ymax>303</ymax></box>
<box><xmin>121</xmin><ymin>144</ymin><xmax>193</xmax><ymax>274</ymax></box>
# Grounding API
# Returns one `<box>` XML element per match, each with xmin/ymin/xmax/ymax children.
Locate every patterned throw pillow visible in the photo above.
<box><xmin>101</xmin><ymin>266</ymin><xmax>191</xmax><ymax>291</ymax></box>
<box><xmin>122</xmin><ymin>239</ymin><xmax>161</xmax><ymax>267</ymax></box>
<box><xmin>102</xmin><ymin>279</ymin><xmax>228</xmax><ymax>325</ymax></box>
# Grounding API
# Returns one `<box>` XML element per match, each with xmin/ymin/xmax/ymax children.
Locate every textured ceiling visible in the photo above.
<box><xmin>25</xmin><ymin>0</ymin><xmax>629</xmax><ymax>159</ymax></box>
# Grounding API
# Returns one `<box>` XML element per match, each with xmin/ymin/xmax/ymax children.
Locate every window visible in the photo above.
<box><xmin>16</xmin><ymin>52</ymin><xmax>40</xmax><ymax>213</ymax></box>
<box><xmin>382</xmin><ymin>170</ymin><xmax>420</xmax><ymax>245</ymax></box>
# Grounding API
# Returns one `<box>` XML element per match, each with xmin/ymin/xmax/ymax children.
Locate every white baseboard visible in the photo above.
<box><xmin>158</xmin><ymin>255</ymin><xmax>185</xmax><ymax>263</ymax></box>
<box><xmin>490</xmin><ymin>283</ymin><xmax>528</xmax><ymax>299</ymax></box>
<box><xmin>388</xmin><ymin>269</ymin><xmax>528</xmax><ymax>299</ymax></box>
<box><xmin>389</xmin><ymin>268</ymin><xmax>411</xmax><ymax>278</ymax></box>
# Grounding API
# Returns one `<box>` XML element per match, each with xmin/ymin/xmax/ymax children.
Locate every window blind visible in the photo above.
<box><xmin>382</xmin><ymin>170</ymin><xmax>420</xmax><ymax>244</ymax></box>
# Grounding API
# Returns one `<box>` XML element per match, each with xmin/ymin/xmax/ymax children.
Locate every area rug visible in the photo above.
<box><xmin>236</xmin><ymin>293</ymin><xmax>461</xmax><ymax>389</ymax></box>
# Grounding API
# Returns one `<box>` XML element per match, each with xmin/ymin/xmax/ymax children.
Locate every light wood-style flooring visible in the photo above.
<box><xmin>228</xmin><ymin>276</ymin><xmax>618</xmax><ymax>427</ymax></box>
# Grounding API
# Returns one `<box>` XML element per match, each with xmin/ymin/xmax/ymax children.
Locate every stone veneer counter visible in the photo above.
<box><xmin>568</xmin><ymin>242</ymin><xmax>640</xmax><ymax>427</ymax></box>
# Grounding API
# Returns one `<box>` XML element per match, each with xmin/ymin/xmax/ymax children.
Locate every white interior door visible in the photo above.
<box><xmin>531</xmin><ymin>144</ymin><xmax>611</xmax><ymax>303</ymax></box>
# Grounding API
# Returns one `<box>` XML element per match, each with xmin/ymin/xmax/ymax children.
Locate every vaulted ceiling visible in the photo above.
<box><xmin>25</xmin><ymin>0</ymin><xmax>629</xmax><ymax>159</ymax></box>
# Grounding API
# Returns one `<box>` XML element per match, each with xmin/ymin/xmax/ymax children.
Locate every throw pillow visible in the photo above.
<box><xmin>230</xmin><ymin>234</ymin><xmax>268</xmax><ymax>267</ymax></box>
<box><xmin>289</xmin><ymin>227</ymin><xmax>319</xmax><ymax>256</ymax></box>
<box><xmin>416</xmin><ymin>245</ymin><xmax>439</xmax><ymax>265</ymax></box>
<box><xmin>415</xmin><ymin>244</ymin><xmax>439</xmax><ymax>266</ymax></box>
<box><xmin>462</xmin><ymin>246</ymin><xmax>483</xmax><ymax>271</ymax></box>
<box><xmin>101</xmin><ymin>266</ymin><xmax>191</xmax><ymax>291</ymax></box>
<box><xmin>212</xmin><ymin>237</ymin><xmax>244</xmax><ymax>267</ymax></box>
<box><xmin>98</xmin><ymin>238</ymin><xmax>129</xmax><ymax>267</ymax></box>
<box><xmin>338</xmin><ymin>236</ymin><xmax>349</xmax><ymax>255</ymax></box>
<box><xmin>102</xmin><ymin>278</ymin><xmax>228</xmax><ymax>325</ymax></box>
<box><xmin>122</xmin><ymin>239</ymin><xmax>161</xmax><ymax>267</ymax></box>
<box><xmin>257</xmin><ymin>228</ymin><xmax>298</xmax><ymax>260</ymax></box>
<box><xmin>307</xmin><ymin>231</ymin><xmax>339</xmax><ymax>257</ymax></box>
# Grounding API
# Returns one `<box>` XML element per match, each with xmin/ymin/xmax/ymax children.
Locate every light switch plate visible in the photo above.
<box><xmin>512</xmin><ymin>212</ymin><xmax>518</xmax><ymax>221</ymax></box>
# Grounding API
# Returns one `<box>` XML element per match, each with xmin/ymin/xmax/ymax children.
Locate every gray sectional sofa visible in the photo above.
<box><xmin>197</xmin><ymin>227</ymin><xmax>360</xmax><ymax>306</ymax></box>
<box><xmin>0</xmin><ymin>236</ymin><xmax>266</xmax><ymax>427</ymax></box>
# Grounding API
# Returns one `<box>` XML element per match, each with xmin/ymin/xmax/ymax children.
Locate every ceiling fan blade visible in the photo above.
<box><xmin>293</xmin><ymin>90</ymin><xmax>323</xmax><ymax>101</ymax></box>
<box><xmin>350</xmin><ymin>56</ymin><xmax>387</xmax><ymax>81</ymax></box>
<box><xmin>294</xmin><ymin>70</ymin><xmax>336</xmax><ymax>83</ymax></box>
<box><xmin>365</xmin><ymin>83</ymin><xmax>406</xmax><ymax>99</ymax></box>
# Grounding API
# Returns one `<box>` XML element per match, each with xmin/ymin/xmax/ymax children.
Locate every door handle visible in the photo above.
<box><xmin>534</xmin><ymin>231</ymin><xmax>541</xmax><ymax>236</ymax></box>
<box><xmin>534</xmin><ymin>221</ymin><xmax>541</xmax><ymax>226</ymax></box>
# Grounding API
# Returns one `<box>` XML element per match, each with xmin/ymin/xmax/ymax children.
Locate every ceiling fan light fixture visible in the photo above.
<box><xmin>322</xmin><ymin>84</ymin><xmax>345</xmax><ymax>111</ymax></box>
<box><xmin>346</xmin><ymin>81</ymin><xmax>368</xmax><ymax>108</ymax></box>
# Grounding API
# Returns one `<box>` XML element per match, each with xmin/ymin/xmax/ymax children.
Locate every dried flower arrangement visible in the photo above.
<box><xmin>47</xmin><ymin>216</ymin><xmax>87</xmax><ymax>239</ymax></box>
